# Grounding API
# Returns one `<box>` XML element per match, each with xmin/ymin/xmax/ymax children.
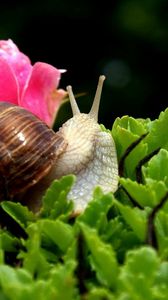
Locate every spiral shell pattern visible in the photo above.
<box><xmin>0</xmin><ymin>102</ymin><xmax>66</xmax><ymax>199</ymax></box>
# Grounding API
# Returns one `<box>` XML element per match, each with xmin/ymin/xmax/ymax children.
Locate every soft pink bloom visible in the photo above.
<box><xmin>0</xmin><ymin>39</ymin><xmax>66</xmax><ymax>126</ymax></box>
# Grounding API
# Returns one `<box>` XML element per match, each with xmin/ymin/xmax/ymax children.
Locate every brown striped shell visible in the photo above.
<box><xmin>0</xmin><ymin>102</ymin><xmax>67</xmax><ymax>199</ymax></box>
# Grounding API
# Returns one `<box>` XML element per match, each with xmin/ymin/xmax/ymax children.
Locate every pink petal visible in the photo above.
<box><xmin>0</xmin><ymin>39</ymin><xmax>20</xmax><ymax>56</ymax></box>
<box><xmin>0</xmin><ymin>39</ymin><xmax>32</xmax><ymax>97</ymax></box>
<box><xmin>48</xmin><ymin>89</ymin><xmax>67</xmax><ymax>126</ymax></box>
<box><xmin>21</xmin><ymin>62</ymin><xmax>62</xmax><ymax>125</ymax></box>
<box><xmin>0</xmin><ymin>57</ymin><xmax>19</xmax><ymax>104</ymax></box>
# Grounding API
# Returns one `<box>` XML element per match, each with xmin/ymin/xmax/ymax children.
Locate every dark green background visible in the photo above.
<box><xmin>0</xmin><ymin>0</ymin><xmax>168</xmax><ymax>128</ymax></box>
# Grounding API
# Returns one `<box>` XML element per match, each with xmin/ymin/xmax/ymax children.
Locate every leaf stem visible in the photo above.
<box><xmin>76</xmin><ymin>232</ymin><xmax>88</xmax><ymax>295</ymax></box>
<box><xmin>146</xmin><ymin>191</ymin><xmax>168</xmax><ymax>248</ymax></box>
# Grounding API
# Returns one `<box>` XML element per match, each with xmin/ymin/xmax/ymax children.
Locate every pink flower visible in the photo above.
<box><xmin>0</xmin><ymin>39</ymin><xmax>66</xmax><ymax>126</ymax></box>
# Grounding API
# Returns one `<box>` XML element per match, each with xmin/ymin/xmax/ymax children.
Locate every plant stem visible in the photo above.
<box><xmin>146</xmin><ymin>191</ymin><xmax>168</xmax><ymax>248</ymax></box>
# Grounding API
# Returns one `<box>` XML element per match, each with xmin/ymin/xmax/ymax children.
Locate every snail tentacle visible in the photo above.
<box><xmin>89</xmin><ymin>75</ymin><xmax>105</xmax><ymax>121</ymax></box>
<box><xmin>66</xmin><ymin>85</ymin><xmax>80</xmax><ymax>116</ymax></box>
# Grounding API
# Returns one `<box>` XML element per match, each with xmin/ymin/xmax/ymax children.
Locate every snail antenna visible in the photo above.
<box><xmin>89</xmin><ymin>75</ymin><xmax>105</xmax><ymax>122</ymax></box>
<box><xmin>67</xmin><ymin>85</ymin><xmax>80</xmax><ymax>116</ymax></box>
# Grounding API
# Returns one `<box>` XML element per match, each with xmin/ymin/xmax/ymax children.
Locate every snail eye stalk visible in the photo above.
<box><xmin>89</xmin><ymin>75</ymin><xmax>105</xmax><ymax>122</ymax></box>
<box><xmin>66</xmin><ymin>85</ymin><xmax>80</xmax><ymax>116</ymax></box>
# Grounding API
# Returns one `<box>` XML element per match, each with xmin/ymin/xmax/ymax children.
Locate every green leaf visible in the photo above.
<box><xmin>40</xmin><ymin>219</ymin><xmax>74</xmax><ymax>252</ymax></box>
<box><xmin>20</xmin><ymin>223</ymin><xmax>50</xmax><ymax>277</ymax></box>
<box><xmin>155</xmin><ymin>261</ymin><xmax>168</xmax><ymax>285</ymax></box>
<box><xmin>49</xmin><ymin>261</ymin><xmax>78</xmax><ymax>300</ymax></box>
<box><xmin>112</xmin><ymin>115</ymin><xmax>147</xmax><ymax>159</ymax></box>
<box><xmin>103</xmin><ymin>217</ymin><xmax>141</xmax><ymax>263</ymax></box>
<box><xmin>114</xmin><ymin>200</ymin><xmax>147</xmax><ymax>241</ymax></box>
<box><xmin>0</xmin><ymin>265</ymin><xmax>33</xmax><ymax>299</ymax></box>
<box><xmin>78</xmin><ymin>188</ymin><xmax>113</xmax><ymax>232</ymax></box>
<box><xmin>145</xmin><ymin>108</ymin><xmax>168</xmax><ymax>153</ymax></box>
<box><xmin>40</xmin><ymin>175</ymin><xmax>75</xmax><ymax>219</ymax></box>
<box><xmin>0</xmin><ymin>230</ymin><xmax>20</xmax><ymax>252</ymax></box>
<box><xmin>112</xmin><ymin>110</ymin><xmax>168</xmax><ymax>181</ymax></box>
<box><xmin>0</xmin><ymin>265</ymin><xmax>32</xmax><ymax>286</ymax></box>
<box><xmin>155</xmin><ymin>211</ymin><xmax>168</xmax><ymax>259</ymax></box>
<box><xmin>112</xmin><ymin>115</ymin><xmax>149</xmax><ymax>179</ymax></box>
<box><xmin>118</xmin><ymin>247</ymin><xmax>159</xmax><ymax>300</ymax></box>
<box><xmin>79</xmin><ymin>223</ymin><xmax>118</xmax><ymax>289</ymax></box>
<box><xmin>20</xmin><ymin>219</ymin><xmax>74</xmax><ymax>277</ymax></box>
<box><xmin>86</xmin><ymin>287</ymin><xmax>115</xmax><ymax>300</ymax></box>
<box><xmin>100</xmin><ymin>124</ymin><xmax>112</xmax><ymax>134</ymax></box>
<box><xmin>0</xmin><ymin>263</ymin><xmax>78</xmax><ymax>300</ymax></box>
<box><xmin>124</xmin><ymin>142</ymin><xmax>148</xmax><ymax>179</ymax></box>
<box><xmin>1</xmin><ymin>201</ymin><xmax>35</xmax><ymax>229</ymax></box>
<box><xmin>120</xmin><ymin>177</ymin><xmax>168</xmax><ymax>208</ymax></box>
<box><xmin>142</xmin><ymin>149</ymin><xmax>168</xmax><ymax>187</ymax></box>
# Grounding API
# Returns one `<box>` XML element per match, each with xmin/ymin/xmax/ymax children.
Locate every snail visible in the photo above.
<box><xmin>0</xmin><ymin>76</ymin><xmax>118</xmax><ymax>213</ymax></box>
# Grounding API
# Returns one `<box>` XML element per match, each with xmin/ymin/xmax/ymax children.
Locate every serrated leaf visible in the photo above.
<box><xmin>118</xmin><ymin>247</ymin><xmax>159</xmax><ymax>300</ymax></box>
<box><xmin>20</xmin><ymin>223</ymin><xmax>50</xmax><ymax>277</ymax></box>
<box><xmin>142</xmin><ymin>149</ymin><xmax>168</xmax><ymax>187</ymax></box>
<box><xmin>112</xmin><ymin>115</ymin><xmax>149</xmax><ymax>179</ymax></box>
<box><xmin>125</xmin><ymin>247</ymin><xmax>159</xmax><ymax>276</ymax></box>
<box><xmin>103</xmin><ymin>217</ymin><xmax>141</xmax><ymax>263</ymax></box>
<box><xmin>49</xmin><ymin>261</ymin><xmax>78</xmax><ymax>300</ymax></box>
<box><xmin>0</xmin><ymin>263</ymin><xmax>78</xmax><ymax>300</ymax></box>
<box><xmin>136</xmin><ymin>117</ymin><xmax>151</xmax><ymax>127</ymax></box>
<box><xmin>78</xmin><ymin>188</ymin><xmax>113</xmax><ymax>232</ymax></box>
<box><xmin>0</xmin><ymin>231</ymin><xmax>20</xmax><ymax>252</ymax></box>
<box><xmin>102</xmin><ymin>217</ymin><xmax>124</xmax><ymax>243</ymax></box>
<box><xmin>0</xmin><ymin>265</ymin><xmax>32</xmax><ymax>285</ymax></box>
<box><xmin>145</xmin><ymin>108</ymin><xmax>168</xmax><ymax>153</ymax></box>
<box><xmin>0</xmin><ymin>265</ymin><xmax>34</xmax><ymax>300</ymax></box>
<box><xmin>124</xmin><ymin>142</ymin><xmax>148</xmax><ymax>179</ymax></box>
<box><xmin>40</xmin><ymin>219</ymin><xmax>74</xmax><ymax>252</ymax></box>
<box><xmin>79</xmin><ymin>223</ymin><xmax>118</xmax><ymax>289</ymax></box>
<box><xmin>86</xmin><ymin>287</ymin><xmax>114</xmax><ymax>300</ymax></box>
<box><xmin>40</xmin><ymin>175</ymin><xmax>75</xmax><ymax>219</ymax></box>
<box><xmin>120</xmin><ymin>177</ymin><xmax>168</xmax><ymax>208</ymax></box>
<box><xmin>112</xmin><ymin>115</ymin><xmax>147</xmax><ymax>159</ymax></box>
<box><xmin>114</xmin><ymin>200</ymin><xmax>147</xmax><ymax>241</ymax></box>
<box><xmin>100</xmin><ymin>124</ymin><xmax>111</xmax><ymax>134</ymax></box>
<box><xmin>1</xmin><ymin>201</ymin><xmax>35</xmax><ymax>229</ymax></box>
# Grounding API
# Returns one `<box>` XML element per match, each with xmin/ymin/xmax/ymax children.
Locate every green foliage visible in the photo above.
<box><xmin>142</xmin><ymin>149</ymin><xmax>168</xmax><ymax>186</ymax></box>
<box><xmin>118</xmin><ymin>247</ymin><xmax>161</xmax><ymax>300</ymax></box>
<box><xmin>78</xmin><ymin>222</ymin><xmax>118</xmax><ymax>289</ymax></box>
<box><xmin>40</xmin><ymin>175</ymin><xmax>75</xmax><ymax>220</ymax></box>
<box><xmin>114</xmin><ymin>199</ymin><xmax>148</xmax><ymax>241</ymax></box>
<box><xmin>1</xmin><ymin>108</ymin><xmax>168</xmax><ymax>299</ymax></box>
<box><xmin>1</xmin><ymin>202</ymin><xmax>35</xmax><ymax>229</ymax></box>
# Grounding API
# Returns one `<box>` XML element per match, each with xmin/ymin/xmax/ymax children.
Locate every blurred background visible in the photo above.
<box><xmin>0</xmin><ymin>0</ymin><xmax>168</xmax><ymax>128</ymax></box>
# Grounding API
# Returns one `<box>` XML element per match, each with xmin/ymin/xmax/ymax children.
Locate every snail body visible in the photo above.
<box><xmin>0</xmin><ymin>76</ymin><xmax>118</xmax><ymax>213</ymax></box>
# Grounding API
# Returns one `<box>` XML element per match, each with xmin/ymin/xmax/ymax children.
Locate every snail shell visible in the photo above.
<box><xmin>0</xmin><ymin>76</ymin><xmax>118</xmax><ymax>213</ymax></box>
<box><xmin>0</xmin><ymin>102</ymin><xmax>67</xmax><ymax>199</ymax></box>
